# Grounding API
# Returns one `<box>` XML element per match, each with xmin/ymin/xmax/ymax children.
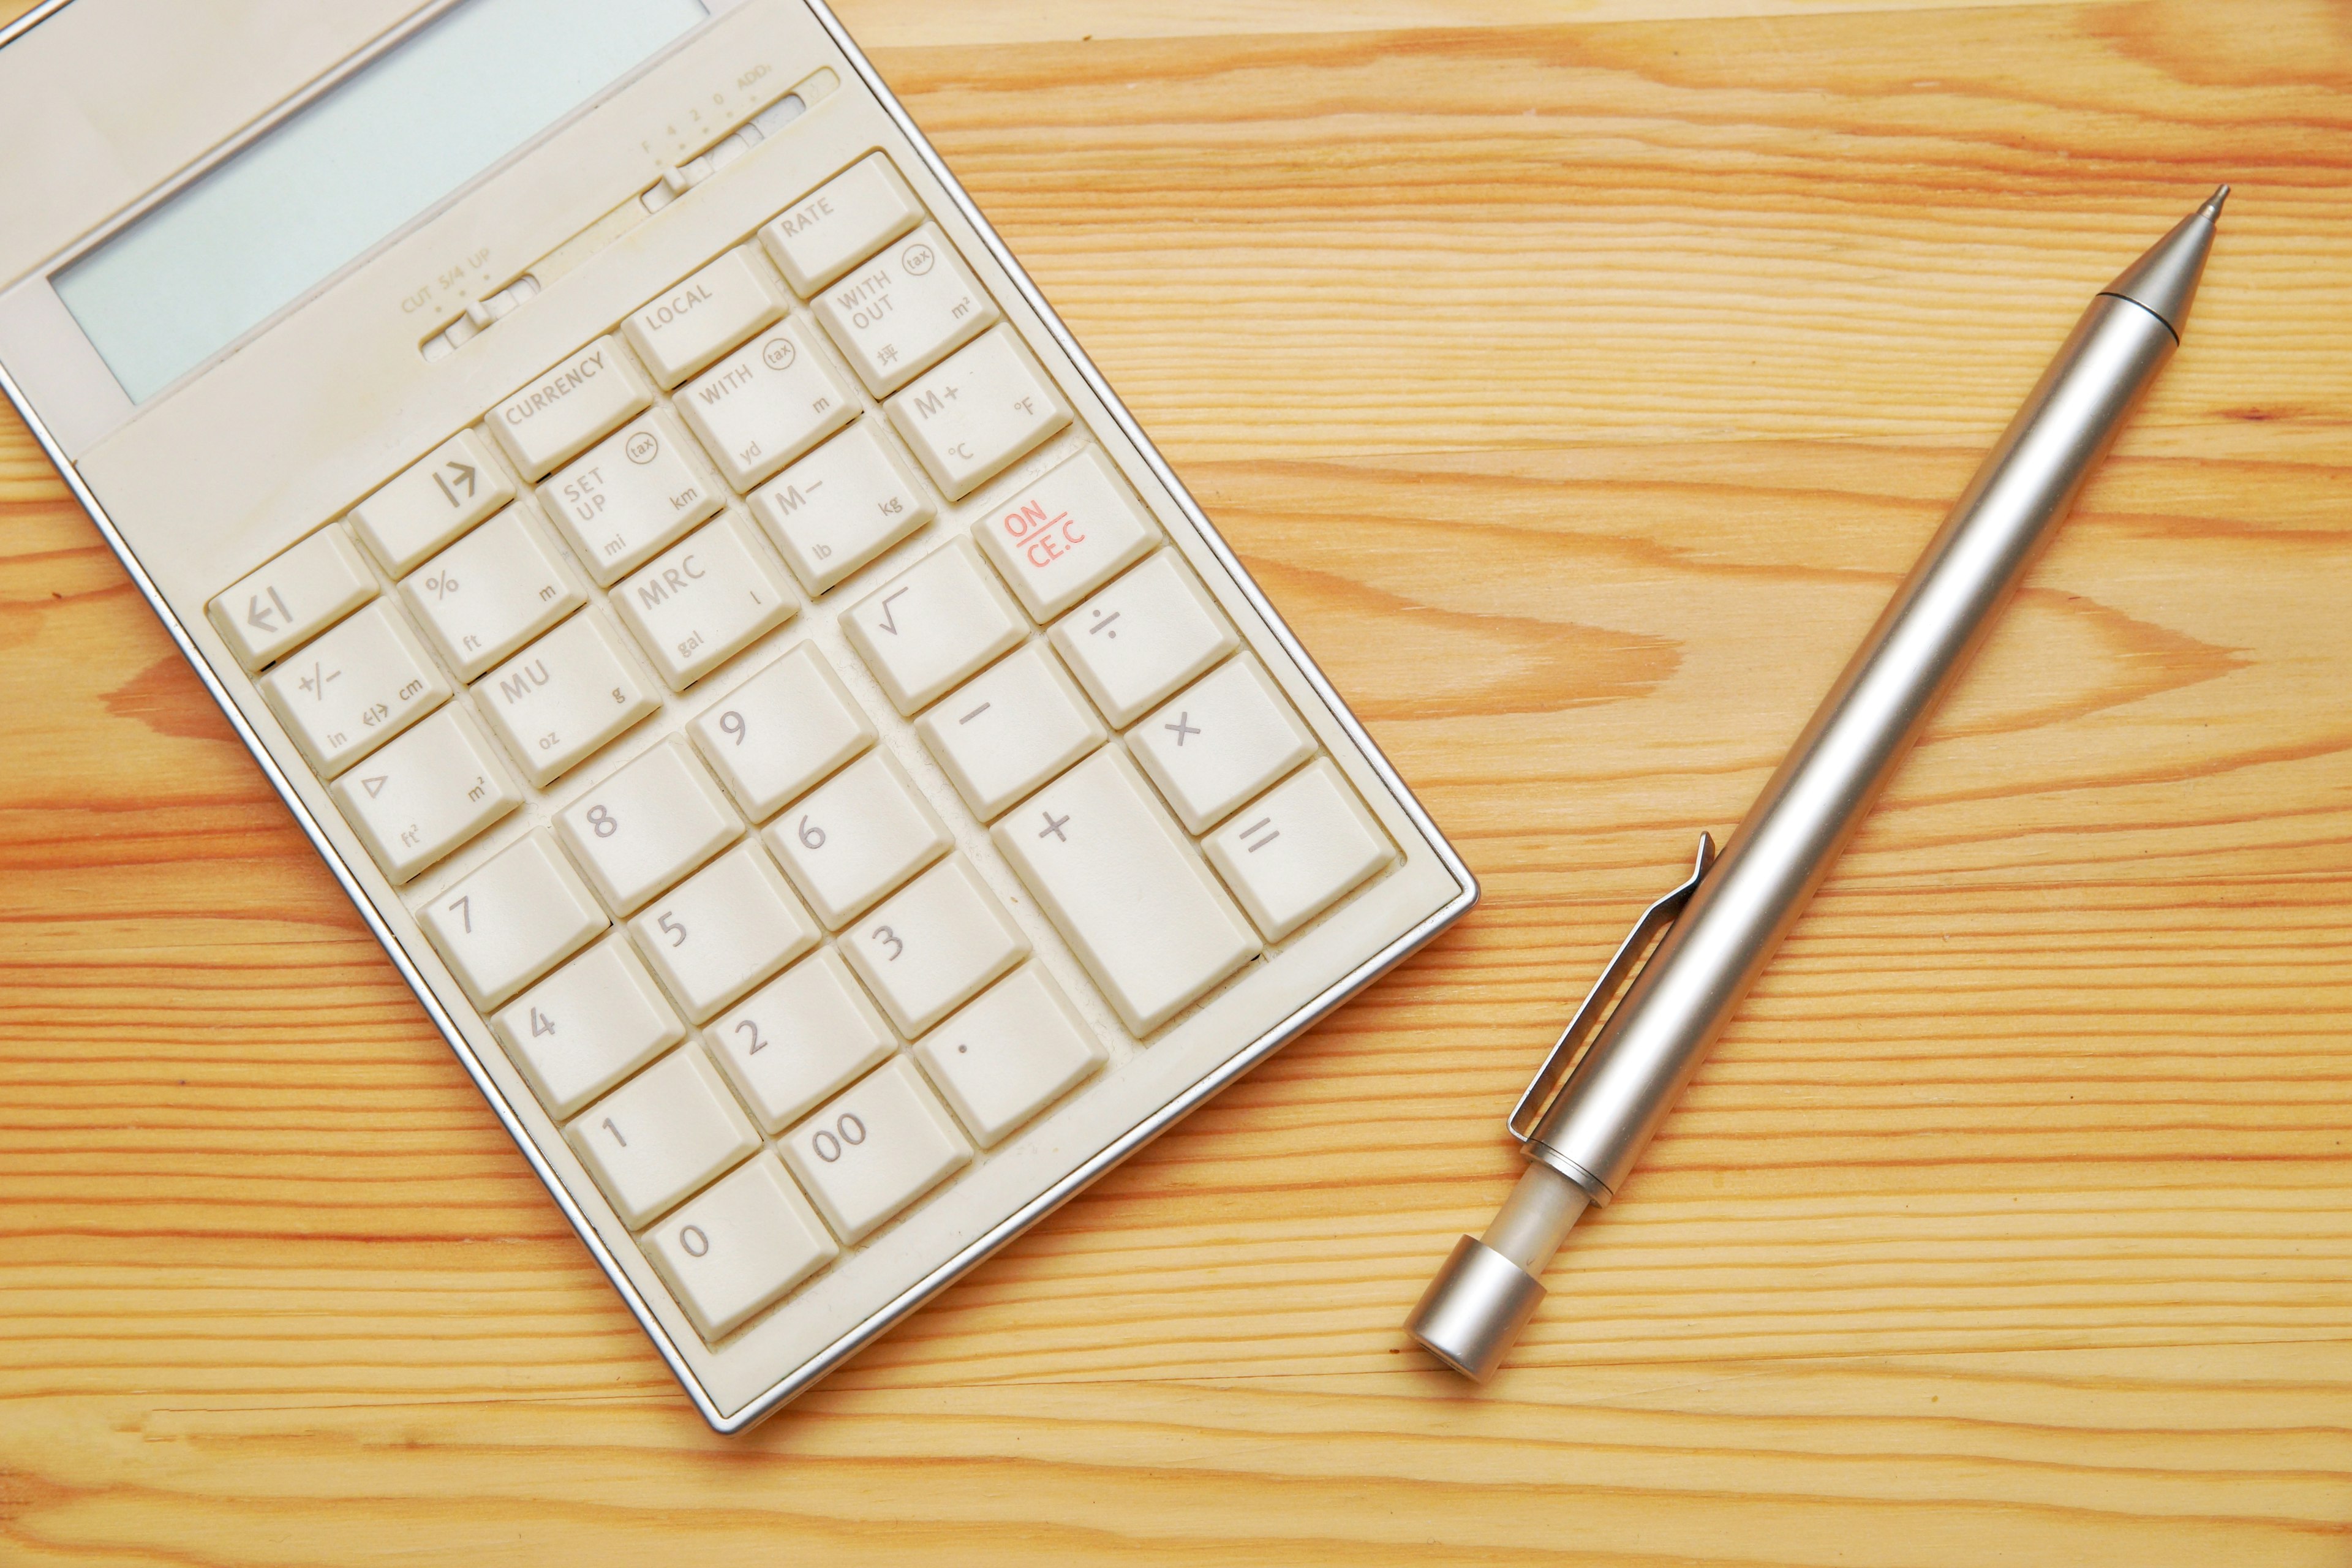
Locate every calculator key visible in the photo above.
<box><xmin>611</xmin><ymin>511</ymin><xmax>798</xmax><ymax>690</ymax></box>
<box><xmin>475</xmin><ymin>611</ymin><xmax>661</xmax><ymax>788</ymax></box>
<box><xmin>913</xmin><ymin>965</ymin><xmax>1106</xmax><ymax>1147</ymax></box>
<box><xmin>1204</xmin><ymin>758</ymin><xmax>1396</xmax><ymax>942</ymax></box>
<box><xmin>493</xmin><ymin>936</ymin><xmax>686</xmax><ymax>1117</ymax></box>
<box><xmin>779</xmin><ymin>1057</ymin><xmax>971</xmax><ymax>1245</ymax></box>
<box><xmin>886</xmin><ymin>326</ymin><xmax>1072</xmax><ymax>500</ymax></box>
<box><xmin>644</xmin><ymin>1154</ymin><xmax>837</xmax><ymax>1338</ymax></box>
<box><xmin>258</xmin><ymin>600</ymin><xmax>451</xmax><ymax>776</ymax></box>
<box><xmin>747</xmin><ymin>422</ymin><xmax>935</xmax><ymax>595</ymax></box>
<box><xmin>974</xmin><ymin>447</ymin><xmax>1161</xmax><ymax>622</ymax></box>
<box><xmin>813</xmin><ymin>222</ymin><xmax>1001</xmax><ymax>396</ymax></box>
<box><xmin>688</xmin><ymin>643</ymin><xmax>876</xmax><ymax>822</ymax></box>
<box><xmin>415</xmin><ymin>829</ymin><xmax>608</xmax><ymax>1009</ymax></box>
<box><xmin>554</xmin><ymin>737</ymin><xmax>742</xmax><ymax>915</ymax></box>
<box><xmin>540</xmin><ymin>410</ymin><xmax>724</xmax><ymax>586</ymax></box>
<box><xmin>840</xmin><ymin>537</ymin><xmax>1027</xmax><ymax>715</ymax></box>
<box><xmin>762</xmin><ymin>749</ymin><xmax>952</xmax><ymax>930</ymax></box>
<box><xmin>675</xmin><ymin>318</ymin><xmax>858</xmax><ymax>492</ymax></box>
<box><xmin>915</xmin><ymin>643</ymin><xmax>1103</xmax><ymax>820</ymax></box>
<box><xmin>347</xmin><ymin>431</ymin><xmax>518</xmax><ymax>576</ymax></box>
<box><xmin>707</xmin><ymin>948</ymin><xmax>897</xmax><ymax>1132</ymax></box>
<box><xmin>628</xmin><ymin>842</ymin><xmax>820</xmax><ymax>1022</ymax></box>
<box><xmin>330</xmin><ymin>706</ymin><xmax>522</xmax><ymax>884</ymax></box>
<box><xmin>760</xmin><ymin>153</ymin><xmax>925</xmax><ymax>296</ymax></box>
<box><xmin>840</xmin><ymin>854</ymin><xmax>1030</xmax><ymax>1037</ymax></box>
<box><xmin>623</xmin><ymin>246</ymin><xmax>786</xmax><ymax>387</ymax></box>
<box><xmin>1050</xmin><ymin>551</ymin><xmax>1238</xmax><ymax>728</ymax></box>
<box><xmin>489</xmin><ymin>336</ymin><xmax>653</xmax><ymax>480</ymax></box>
<box><xmin>400</xmin><ymin>505</ymin><xmax>584</xmax><ymax>680</ymax></box>
<box><xmin>1128</xmin><ymin>655</ymin><xmax>1317</xmax><ymax>832</ymax></box>
<box><xmin>567</xmin><ymin>1046</ymin><xmax>761</xmax><ymax>1228</ymax></box>
<box><xmin>208</xmin><ymin>526</ymin><xmax>378</xmax><ymax>673</ymax></box>
<box><xmin>990</xmin><ymin>748</ymin><xmax>1259</xmax><ymax>1035</ymax></box>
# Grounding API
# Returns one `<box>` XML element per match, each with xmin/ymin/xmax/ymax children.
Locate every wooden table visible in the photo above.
<box><xmin>4</xmin><ymin>1</ymin><xmax>2348</xmax><ymax>1561</ymax></box>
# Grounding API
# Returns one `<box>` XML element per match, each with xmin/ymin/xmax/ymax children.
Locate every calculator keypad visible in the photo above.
<box><xmin>206</xmin><ymin>151</ymin><xmax>1402</xmax><ymax>1351</ymax></box>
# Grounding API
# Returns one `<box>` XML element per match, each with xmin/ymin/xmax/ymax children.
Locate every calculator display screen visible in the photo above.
<box><xmin>53</xmin><ymin>0</ymin><xmax>708</xmax><ymax>404</ymax></box>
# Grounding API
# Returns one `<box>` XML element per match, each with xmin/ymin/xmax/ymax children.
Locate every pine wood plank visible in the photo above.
<box><xmin>3</xmin><ymin>1</ymin><xmax>2349</xmax><ymax>1563</ymax></box>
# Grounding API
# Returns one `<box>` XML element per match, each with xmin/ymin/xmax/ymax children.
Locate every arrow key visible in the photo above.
<box><xmin>347</xmin><ymin>430</ymin><xmax>517</xmax><ymax>575</ymax></box>
<box><xmin>207</xmin><ymin>526</ymin><xmax>378</xmax><ymax>673</ymax></box>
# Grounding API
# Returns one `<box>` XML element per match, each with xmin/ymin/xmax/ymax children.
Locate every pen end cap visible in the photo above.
<box><xmin>1405</xmin><ymin>1235</ymin><xmax>1548</xmax><ymax>1383</ymax></box>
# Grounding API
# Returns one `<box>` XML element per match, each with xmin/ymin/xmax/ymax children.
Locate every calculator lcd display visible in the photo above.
<box><xmin>52</xmin><ymin>0</ymin><xmax>707</xmax><ymax>404</ymax></box>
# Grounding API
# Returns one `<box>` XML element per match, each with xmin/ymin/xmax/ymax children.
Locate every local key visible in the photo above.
<box><xmin>623</xmin><ymin>246</ymin><xmax>787</xmax><ymax>387</ymax></box>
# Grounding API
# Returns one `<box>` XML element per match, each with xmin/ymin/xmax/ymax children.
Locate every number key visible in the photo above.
<box><xmin>492</xmin><ymin>936</ymin><xmax>685</xmax><ymax>1117</ymax></box>
<box><xmin>761</xmin><ymin>749</ymin><xmax>951</xmax><ymax>929</ymax></box>
<box><xmin>778</xmin><ymin>1057</ymin><xmax>971</xmax><ymax>1243</ymax></box>
<box><xmin>415</xmin><ymin>828</ymin><xmax>608</xmax><ymax>1009</ymax></box>
<box><xmin>643</xmin><ymin>1154</ymin><xmax>837</xmax><ymax>1338</ymax></box>
<box><xmin>706</xmin><ymin>949</ymin><xmax>896</xmax><ymax>1131</ymax></box>
<box><xmin>556</xmin><ymin>737</ymin><xmax>742</xmax><ymax>914</ymax></box>
<box><xmin>839</xmin><ymin>854</ymin><xmax>1028</xmax><ymax>1037</ymax></box>
<box><xmin>687</xmin><ymin>643</ymin><xmax>876</xmax><ymax>823</ymax></box>
<box><xmin>627</xmin><ymin>842</ymin><xmax>820</xmax><ymax>1022</ymax></box>
<box><xmin>567</xmin><ymin>1046</ymin><xmax>761</xmax><ymax>1227</ymax></box>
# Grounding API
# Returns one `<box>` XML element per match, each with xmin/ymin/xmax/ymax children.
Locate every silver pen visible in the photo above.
<box><xmin>1408</xmin><ymin>187</ymin><xmax>2230</xmax><ymax>1381</ymax></box>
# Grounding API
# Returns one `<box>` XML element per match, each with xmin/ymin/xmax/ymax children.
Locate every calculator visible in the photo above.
<box><xmin>0</xmin><ymin>0</ymin><xmax>1474</xmax><ymax>1430</ymax></box>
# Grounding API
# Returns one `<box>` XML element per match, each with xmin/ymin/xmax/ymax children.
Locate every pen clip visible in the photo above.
<box><xmin>1507</xmin><ymin>832</ymin><xmax>1717</xmax><ymax>1144</ymax></box>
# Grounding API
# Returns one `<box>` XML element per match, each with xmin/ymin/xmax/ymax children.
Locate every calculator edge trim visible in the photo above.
<box><xmin>0</xmin><ymin>0</ymin><xmax>1484</xmax><ymax>1437</ymax></box>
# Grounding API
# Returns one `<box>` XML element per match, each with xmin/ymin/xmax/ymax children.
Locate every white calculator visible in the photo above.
<box><xmin>0</xmin><ymin>0</ymin><xmax>1474</xmax><ymax>1430</ymax></box>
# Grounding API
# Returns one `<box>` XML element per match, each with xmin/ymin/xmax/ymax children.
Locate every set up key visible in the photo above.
<box><xmin>540</xmin><ymin>411</ymin><xmax>723</xmax><ymax>587</ymax></box>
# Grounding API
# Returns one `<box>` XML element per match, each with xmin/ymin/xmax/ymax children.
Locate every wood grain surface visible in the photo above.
<box><xmin>5</xmin><ymin>1</ymin><xmax>2351</xmax><ymax>1562</ymax></box>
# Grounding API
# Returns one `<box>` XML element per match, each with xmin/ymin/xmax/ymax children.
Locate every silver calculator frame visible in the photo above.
<box><xmin>0</xmin><ymin>0</ymin><xmax>1479</xmax><ymax>1434</ymax></box>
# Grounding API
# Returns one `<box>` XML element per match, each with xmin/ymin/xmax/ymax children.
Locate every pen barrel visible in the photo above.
<box><xmin>1528</xmin><ymin>292</ymin><xmax>2179</xmax><ymax>1201</ymax></box>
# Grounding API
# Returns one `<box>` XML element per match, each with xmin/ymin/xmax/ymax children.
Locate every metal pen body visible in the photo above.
<box><xmin>1407</xmin><ymin>190</ymin><xmax>2226</xmax><ymax>1381</ymax></box>
<box><xmin>1529</xmin><ymin>290</ymin><xmax>2177</xmax><ymax>1199</ymax></box>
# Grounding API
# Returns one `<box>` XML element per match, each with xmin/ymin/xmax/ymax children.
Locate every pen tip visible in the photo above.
<box><xmin>2201</xmin><ymin>184</ymin><xmax>2231</xmax><ymax>221</ymax></box>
